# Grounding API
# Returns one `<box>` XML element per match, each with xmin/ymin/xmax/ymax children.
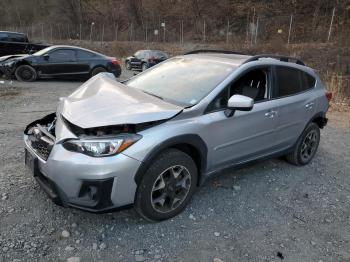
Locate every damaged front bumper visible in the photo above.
<box><xmin>24</xmin><ymin>114</ymin><xmax>141</xmax><ymax>213</ymax></box>
<box><xmin>0</xmin><ymin>61</ymin><xmax>16</xmax><ymax>78</ymax></box>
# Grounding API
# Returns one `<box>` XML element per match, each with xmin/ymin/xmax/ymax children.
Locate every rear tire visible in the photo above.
<box><xmin>15</xmin><ymin>65</ymin><xmax>37</xmax><ymax>82</ymax></box>
<box><xmin>91</xmin><ymin>67</ymin><xmax>107</xmax><ymax>77</ymax></box>
<box><xmin>286</xmin><ymin>122</ymin><xmax>320</xmax><ymax>166</ymax></box>
<box><xmin>135</xmin><ymin>149</ymin><xmax>198</xmax><ymax>222</ymax></box>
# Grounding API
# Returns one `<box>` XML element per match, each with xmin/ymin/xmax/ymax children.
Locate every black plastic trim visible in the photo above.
<box><xmin>309</xmin><ymin>112</ymin><xmax>328</xmax><ymax>129</ymax></box>
<box><xmin>67</xmin><ymin>203</ymin><xmax>133</xmax><ymax>214</ymax></box>
<box><xmin>69</xmin><ymin>178</ymin><xmax>114</xmax><ymax>210</ymax></box>
<box><xmin>243</xmin><ymin>54</ymin><xmax>305</xmax><ymax>66</ymax></box>
<box><xmin>134</xmin><ymin>134</ymin><xmax>208</xmax><ymax>186</ymax></box>
<box><xmin>184</xmin><ymin>50</ymin><xmax>246</xmax><ymax>55</ymax></box>
<box><xmin>35</xmin><ymin>172</ymin><xmax>65</xmax><ymax>206</ymax></box>
<box><xmin>202</xmin><ymin>146</ymin><xmax>294</xmax><ymax>185</ymax></box>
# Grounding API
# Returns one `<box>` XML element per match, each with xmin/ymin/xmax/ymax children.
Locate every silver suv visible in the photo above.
<box><xmin>24</xmin><ymin>51</ymin><xmax>331</xmax><ymax>221</ymax></box>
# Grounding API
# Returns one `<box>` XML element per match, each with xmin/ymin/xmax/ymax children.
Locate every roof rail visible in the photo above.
<box><xmin>184</xmin><ymin>50</ymin><xmax>246</xmax><ymax>55</ymax></box>
<box><xmin>243</xmin><ymin>54</ymin><xmax>305</xmax><ymax>66</ymax></box>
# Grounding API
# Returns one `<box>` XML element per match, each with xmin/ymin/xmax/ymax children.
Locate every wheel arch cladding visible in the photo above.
<box><xmin>14</xmin><ymin>60</ymin><xmax>30</xmax><ymax>69</ymax></box>
<box><xmin>310</xmin><ymin>112</ymin><xmax>328</xmax><ymax>129</ymax></box>
<box><xmin>92</xmin><ymin>65</ymin><xmax>107</xmax><ymax>71</ymax></box>
<box><xmin>134</xmin><ymin>134</ymin><xmax>208</xmax><ymax>187</ymax></box>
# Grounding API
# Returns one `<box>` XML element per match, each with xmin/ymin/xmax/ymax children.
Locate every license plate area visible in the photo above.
<box><xmin>25</xmin><ymin>149</ymin><xmax>39</xmax><ymax>177</ymax></box>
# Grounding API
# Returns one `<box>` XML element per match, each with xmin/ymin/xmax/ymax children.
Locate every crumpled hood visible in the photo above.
<box><xmin>0</xmin><ymin>54</ymin><xmax>29</xmax><ymax>62</ymax></box>
<box><xmin>58</xmin><ymin>74</ymin><xmax>183</xmax><ymax>128</ymax></box>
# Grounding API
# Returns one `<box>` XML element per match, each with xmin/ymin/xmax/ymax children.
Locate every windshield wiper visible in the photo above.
<box><xmin>141</xmin><ymin>90</ymin><xmax>164</xmax><ymax>100</ymax></box>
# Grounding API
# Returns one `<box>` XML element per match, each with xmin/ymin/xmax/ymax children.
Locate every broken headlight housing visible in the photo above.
<box><xmin>62</xmin><ymin>134</ymin><xmax>142</xmax><ymax>157</ymax></box>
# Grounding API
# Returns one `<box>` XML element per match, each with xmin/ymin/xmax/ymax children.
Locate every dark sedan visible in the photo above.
<box><xmin>125</xmin><ymin>50</ymin><xmax>168</xmax><ymax>71</ymax></box>
<box><xmin>0</xmin><ymin>45</ymin><xmax>121</xmax><ymax>82</ymax></box>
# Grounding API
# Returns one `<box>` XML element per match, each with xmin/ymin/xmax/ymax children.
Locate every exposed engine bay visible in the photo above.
<box><xmin>24</xmin><ymin>113</ymin><xmax>56</xmax><ymax>160</ymax></box>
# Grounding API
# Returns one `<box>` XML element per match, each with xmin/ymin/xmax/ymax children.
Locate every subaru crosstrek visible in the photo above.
<box><xmin>24</xmin><ymin>51</ymin><xmax>331</xmax><ymax>221</ymax></box>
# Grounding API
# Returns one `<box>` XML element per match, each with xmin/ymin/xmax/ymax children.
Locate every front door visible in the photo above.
<box><xmin>200</xmin><ymin>66</ymin><xmax>280</xmax><ymax>172</ymax></box>
<box><xmin>40</xmin><ymin>49</ymin><xmax>77</xmax><ymax>76</ymax></box>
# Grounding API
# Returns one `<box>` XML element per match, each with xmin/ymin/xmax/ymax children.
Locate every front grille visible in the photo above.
<box><xmin>26</xmin><ymin>116</ymin><xmax>56</xmax><ymax>160</ymax></box>
<box><xmin>28</xmin><ymin>135</ymin><xmax>52</xmax><ymax>160</ymax></box>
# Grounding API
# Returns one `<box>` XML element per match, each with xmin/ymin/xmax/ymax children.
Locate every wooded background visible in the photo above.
<box><xmin>0</xmin><ymin>0</ymin><xmax>349</xmax><ymax>44</ymax></box>
<box><xmin>0</xmin><ymin>0</ymin><xmax>349</xmax><ymax>102</ymax></box>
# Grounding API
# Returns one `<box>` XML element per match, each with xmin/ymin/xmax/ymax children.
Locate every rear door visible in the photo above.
<box><xmin>75</xmin><ymin>50</ymin><xmax>95</xmax><ymax>74</ymax></box>
<box><xmin>272</xmin><ymin>65</ymin><xmax>317</xmax><ymax>149</ymax></box>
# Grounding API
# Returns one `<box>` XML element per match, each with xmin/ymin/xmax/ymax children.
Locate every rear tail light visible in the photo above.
<box><xmin>325</xmin><ymin>91</ymin><xmax>332</xmax><ymax>102</ymax></box>
<box><xmin>111</xmin><ymin>59</ymin><xmax>120</xmax><ymax>65</ymax></box>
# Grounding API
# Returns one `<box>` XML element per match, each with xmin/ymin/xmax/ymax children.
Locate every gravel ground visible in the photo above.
<box><xmin>1</xmin><ymin>71</ymin><xmax>350</xmax><ymax>262</ymax></box>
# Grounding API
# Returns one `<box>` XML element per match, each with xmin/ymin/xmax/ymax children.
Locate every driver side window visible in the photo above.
<box><xmin>206</xmin><ymin>67</ymin><xmax>270</xmax><ymax>113</ymax></box>
<box><xmin>49</xmin><ymin>49</ymin><xmax>75</xmax><ymax>62</ymax></box>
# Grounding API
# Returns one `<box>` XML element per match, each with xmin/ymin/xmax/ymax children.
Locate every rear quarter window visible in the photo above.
<box><xmin>273</xmin><ymin>66</ymin><xmax>315</xmax><ymax>98</ymax></box>
<box><xmin>76</xmin><ymin>50</ymin><xmax>97</xmax><ymax>59</ymax></box>
<box><xmin>300</xmin><ymin>71</ymin><xmax>316</xmax><ymax>91</ymax></box>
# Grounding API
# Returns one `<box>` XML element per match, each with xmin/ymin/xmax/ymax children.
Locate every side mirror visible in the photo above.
<box><xmin>225</xmin><ymin>94</ymin><xmax>254</xmax><ymax>117</ymax></box>
<box><xmin>43</xmin><ymin>54</ymin><xmax>49</xmax><ymax>60</ymax></box>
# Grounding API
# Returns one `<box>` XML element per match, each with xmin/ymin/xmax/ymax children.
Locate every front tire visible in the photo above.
<box><xmin>125</xmin><ymin>61</ymin><xmax>132</xmax><ymax>70</ymax></box>
<box><xmin>286</xmin><ymin>122</ymin><xmax>320</xmax><ymax>166</ymax></box>
<box><xmin>15</xmin><ymin>65</ymin><xmax>37</xmax><ymax>82</ymax></box>
<box><xmin>141</xmin><ymin>62</ymin><xmax>148</xmax><ymax>71</ymax></box>
<box><xmin>135</xmin><ymin>149</ymin><xmax>198</xmax><ymax>221</ymax></box>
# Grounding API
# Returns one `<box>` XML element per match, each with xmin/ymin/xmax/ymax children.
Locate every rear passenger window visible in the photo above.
<box><xmin>273</xmin><ymin>66</ymin><xmax>315</xmax><ymax>98</ymax></box>
<box><xmin>76</xmin><ymin>50</ymin><xmax>96</xmax><ymax>59</ymax></box>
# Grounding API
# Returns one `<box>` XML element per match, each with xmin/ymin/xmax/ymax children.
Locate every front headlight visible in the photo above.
<box><xmin>62</xmin><ymin>134</ymin><xmax>142</xmax><ymax>157</ymax></box>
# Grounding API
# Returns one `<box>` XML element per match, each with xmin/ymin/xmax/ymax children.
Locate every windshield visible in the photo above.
<box><xmin>126</xmin><ymin>57</ymin><xmax>236</xmax><ymax>106</ymax></box>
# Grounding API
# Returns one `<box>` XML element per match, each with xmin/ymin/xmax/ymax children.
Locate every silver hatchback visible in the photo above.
<box><xmin>24</xmin><ymin>51</ymin><xmax>331</xmax><ymax>221</ymax></box>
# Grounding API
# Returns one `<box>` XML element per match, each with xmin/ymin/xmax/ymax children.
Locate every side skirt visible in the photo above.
<box><xmin>199</xmin><ymin>146</ymin><xmax>294</xmax><ymax>186</ymax></box>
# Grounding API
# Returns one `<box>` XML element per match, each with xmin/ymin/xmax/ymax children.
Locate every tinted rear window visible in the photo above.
<box><xmin>273</xmin><ymin>66</ymin><xmax>315</xmax><ymax>98</ymax></box>
<box><xmin>300</xmin><ymin>71</ymin><xmax>316</xmax><ymax>91</ymax></box>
